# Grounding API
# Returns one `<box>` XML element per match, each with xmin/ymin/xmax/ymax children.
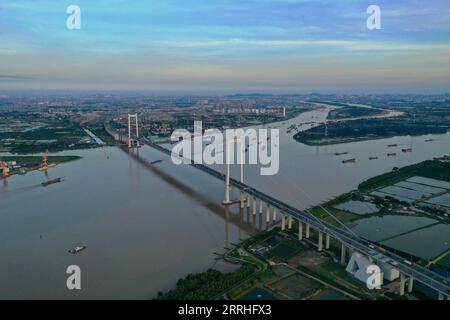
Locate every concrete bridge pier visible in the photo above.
<box><xmin>298</xmin><ymin>222</ymin><xmax>303</xmax><ymax>240</ymax></box>
<box><xmin>305</xmin><ymin>224</ymin><xmax>310</xmax><ymax>238</ymax></box>
<box><xmin>340</xmin><ymin>243</ymin><xmax>346</xmax><ymax>265</ymax></box>
<box><xmin>281</xmin><ymin>212</ymin><xmax>286</xmax><ymax>231</ymax></box>
<box><xmin>318</xmin><ymin>231</ymin><xmax>323</xmax><ymax>251</ymax></box>
<box><xmin>408</xmin><ymin>276</ymin><xmax>414</xmax><ymax>293</ymax></box>
<box><xmin>240</xmin><ymin>192</ymin><xmax>245</xmax><ymax>209</ymax></box>
<box><xmin>259</xmin><ymin>200</ymin><xmax>263</xmax><ymax>214</ymax></box>
<box><xmin>265</xmin><ymin>204</ymin><xmax>271</xmax><ymax>223</ymax></box>
<box><xmin>325</xmin><ymin>234</ymin><xmax>330</xmax><ymax>250</ymax></box>
<box><xmin>247</xmin><ymin>194</ymin><xmax>251</xmax><ymax>208</ymax></box>
<box><xmin>437</xmin><ymin>293</ymin><xmax>450</xmax><ymax>300</ymax></box>
<box><xmin>272</xmin><ymin>207</ymin><xmax>277</xmax><ymax>221</ymax></box>
<box><xmin>288</xmin><ymin>216</ymin><xmax>293</xmax><ymax>229</ymax></box>
<box><xmin>399</xmin><ymin>273</ymin><xmax>406</xmax><ymax>296</ymax></box>
<box><xmin>252</xmin><ymin>196</ymin><xmax>257</xmax><ymax>215</ymax></box>
<box><xmin>349</xmin><ymin>248</ymin><xmax>355</xmax><ymax>257</ymax></box>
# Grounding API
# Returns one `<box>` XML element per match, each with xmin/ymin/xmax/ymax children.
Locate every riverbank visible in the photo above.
<box><xmin>0</xmin><ymin>155</ymin><xmax>81</xmax><ymax>177</ymax></box>
<box><xmin>294</xmin><ymin>118</ymin><xmax>448</xmax><ymax>146</ymax></box>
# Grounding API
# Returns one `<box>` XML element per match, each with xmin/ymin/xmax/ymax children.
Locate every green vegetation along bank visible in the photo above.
<box><xmin>155</xmin><ymin>265</ymin><xmax>256</xmax><ymax>300</ymax></box>
<box><xmin>294</xmin><ymin>118</ymin><xmax>448</xmax><ymax>146</ymax></box>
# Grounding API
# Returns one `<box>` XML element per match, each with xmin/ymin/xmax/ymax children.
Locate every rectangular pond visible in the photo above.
<box><xmin>348</xmin><ymin>215</ymin><xmax>437</xmax><ymax>242</ymax></box>
<box><xmin>382</xmin><ymin>224</ymin><xmax>450</xmax><ymax>260</ymax></box>
<box><xmin>407</xmin><ymin>176</ymin><xmax>450</xmax><ymax>190</ymax></box>
<box><xmin>425</xmin><ymin>193</ymin><xmax>450</xmax><ymax>208</ymax></box>
<box><xmin>394</xmin><ymin>181</ymin><xmax>445</xmax><ymax>196</ymax></box>
<box><xmin>335</xmin><ymin>200</ymin><xmax>379</xmax><ymax>215</ymax></box>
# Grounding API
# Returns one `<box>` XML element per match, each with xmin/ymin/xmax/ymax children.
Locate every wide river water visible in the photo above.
<box><xmin>1</xmin><ymin>105</ymin><xmax>450</xmax><ymax>299</ymax></box>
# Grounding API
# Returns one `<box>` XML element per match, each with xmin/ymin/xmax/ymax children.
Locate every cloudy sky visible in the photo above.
<box><xmin>1</xmin><ymin>0</ymin><xmax>450</xmax><ymax>93</ymax></box>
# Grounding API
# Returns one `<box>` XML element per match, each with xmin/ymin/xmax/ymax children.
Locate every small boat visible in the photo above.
<box><xmin>41</xmin><ymin>177</ymin><xmax>63</xmax><ymax>187</ymax></box>
<box><xmin>150</xmin><ymin>159</ymin><xmax>163</xmax><ymax>165</ymax></box>
<box><xmin>342</xmin><ymin>158</ymin><xmax>356</xmax><ymax>164</ymax></box>
<box><xmin>402</xmin><ymin>148</ymin><xmax>412</xmax><ymax>153</ymax></box>
<box><xmin>387</xmin><ymin>153</ymin><xmax>397</xmax><ymax>157</ymax></box>
<box><xmin>425</xmin><ymin>139</ymin><xmax>434</xmax><ymax>142</ymax></box>
<box><xmin>387</xmin><ymin>144</ymin><xmax>398</xmax><ymax>147</ymax></box>
<box><xmin>335</xmin><ymin>152</ymin><xmax>349</xmax><ymax>156</ymax></box>
<box><xmin>68</xmin><ymin>246</ymin><xmax>86</xmax><ymax>254</ymax></box>
<box><xmin>369</xmin><ymin>157</ymin><xmax>378</xmax><ymax>160</ymax></box>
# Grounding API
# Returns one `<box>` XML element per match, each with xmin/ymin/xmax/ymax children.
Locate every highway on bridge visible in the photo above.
<box><xmin>106</xmin><ymin>124</ymin><xmax>450</xmax><ymax>297</ymax></box>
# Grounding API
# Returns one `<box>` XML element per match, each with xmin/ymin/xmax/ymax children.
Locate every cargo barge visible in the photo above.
<box><xmin>342</xmin><ymin>158</ymin><xmax>356</xmax><ymax>164</ymax></box>
<box><xmin>41</xmin><ymin>177</ymin><xmax>63</xmax><ymax>187</ymax></box>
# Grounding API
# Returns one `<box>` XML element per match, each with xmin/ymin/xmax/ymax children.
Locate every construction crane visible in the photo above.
<box><xmin>0</xmin><ymin>160</ymin><xmax>9</xmax><ymax>177</ymax></box>
<box><xmin>42</xmin><ymin>150</ymin><xmax>49</xmax><ymax>167</ymax></box>
<box><xmin>38</xmin><ymin>150</ymin><xmax>55</xmax><ymax>171</ymax></box>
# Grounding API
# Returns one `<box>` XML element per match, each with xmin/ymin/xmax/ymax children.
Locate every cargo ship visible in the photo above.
<box><xmin>425</xmin><ymin>139</ymin><xmax>434</xmax><ymax>142</ymax></box>
<box><xmin>342</xmin><ymin>158</ymin><xmax>356</xmax><ymax>164</ymax></box>
<box><xmin>335</xmin><ymin>152</ymin><xmax>349</xmax><ymax>156</ymax></box>
<box><xmin>68</xmin><ymin>246</ymin><xmax>86</xmax><ymax>254</ymax></box>
<box><xmin>402</xmin><ymin>148</ymin><xmax>412</xmax><ymax>153</ymax></box>
<box><xmin>387</xmin><ymin>153</ymin><xmax>397</xmax><ymax>157</ymax></box>
<box><xmin>387</xmin><ymin>144</ymin><xmax>398</xmax><ymax>147</ymax></box>
<box><xmin>41</xmin><ymin>177</ymin><xmax>63</xmax><ymax>187</ymax></box>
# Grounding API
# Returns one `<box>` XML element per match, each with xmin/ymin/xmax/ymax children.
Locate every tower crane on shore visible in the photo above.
<box><xmin>43</xmin><ymin>150</ymin><xmax>49</xmax><ymax>167</ymax></box>
<box><xmin>0</xmin><ymin>160</ymin><xmax>9</xmax><ymax>178</ymax></box>
<box><xmin>38</xmin><ymin>150</ymin><xmax>55</xmax><ymax>172</ymax></box>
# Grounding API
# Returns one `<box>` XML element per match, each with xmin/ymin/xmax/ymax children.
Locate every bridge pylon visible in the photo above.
<box><xmin>222</xmin><ymin>137</ymin><xmax>245</xmax><ymax>206</ymax></box>
<box><xmin>128</xmin><ymin>113</ymin><xmax>141</xmax><ymax>148</ymax></box>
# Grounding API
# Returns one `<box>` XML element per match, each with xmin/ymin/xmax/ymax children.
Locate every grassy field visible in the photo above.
<box><xmin>308</xmin><ymin>206</ymin><xmax>359</xmax><ymax>225</ymax></box>
<box><xmin>269</xmin><ymin>238</ymin><xmax>304</xmax><ymax>260</ymax></box>
<box><xmin>0</xmin><ymin>121</ymin><xmax>104</xmax><ymax>153</ymax></box>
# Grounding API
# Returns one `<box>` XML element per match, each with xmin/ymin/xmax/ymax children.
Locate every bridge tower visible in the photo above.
<box><xmin>223</xmin><ymin>137</ymin><xmax>245</xmax><ymax>206</ymax></box>
<box><xmin>128</xmin><ymin>114</ymin><xmax>140</xmax><ymax>148</ymax></box>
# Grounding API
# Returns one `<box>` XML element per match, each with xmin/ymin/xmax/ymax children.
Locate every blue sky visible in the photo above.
<box><xmin>1</xmin><ymin>0</ymin><xmax>450</xmax><ymax>93</ymax></box>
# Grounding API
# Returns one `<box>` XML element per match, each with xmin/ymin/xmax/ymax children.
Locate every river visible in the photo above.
<box><xmin>1</xmin><ymin>104</ymin><xmax>450</xmax><ymax>299</ymax></box>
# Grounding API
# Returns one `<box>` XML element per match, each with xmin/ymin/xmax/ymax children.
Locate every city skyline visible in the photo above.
<box><xmin>1</xmin><ymin>0</ymin><xmax>450</xmax><ymax>93</ymax></box>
